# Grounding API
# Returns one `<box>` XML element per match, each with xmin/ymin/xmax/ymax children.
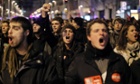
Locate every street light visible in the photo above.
<box><xmin>11</xmin><ymin>1</ymin><xmax>15</xmax><ymax>11</ymax></box>
<box><xmin>52</xmin><ymin>0</ymin><xmax>57</xmax><ymax>6</ymax></box>
<box><xmin>8</xmin><ymin>0</ymin><xmax>11</xmax><ymax>18</ymax></box>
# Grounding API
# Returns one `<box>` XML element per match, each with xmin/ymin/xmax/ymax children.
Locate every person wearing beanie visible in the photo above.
<box><xmin>71</xmin><ymin>17</ymin><xmax>87</xmax><ymax>45</ymax></box>
<box><xmin>53</xmin><ymin>24</ymin><xmax>85</xmax><ymax>84</ymax></box>
<box><xmin>35</xmin><ymin>3</ymin><xmax>58</xmax><ymax>49</ymax></box>
<box><xmin>32</xmin><ymin>20</ymin><xmax>52</xmax><ymax>55</ymax></box>
<box><xmin>32</xmin><ymin>20</ymin><xmax>44</xmax><ymax>40</ymax></box>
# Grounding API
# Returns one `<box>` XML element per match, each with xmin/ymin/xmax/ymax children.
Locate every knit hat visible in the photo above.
<box><xmin>33</xmin><ymin>20</ymin><xmax>44</xmax><ymax>33</ymax></box>
<box><xmin>61</xmin><ymin>24</ymin><xmax>76</xmax><ymax>35</ymax></box>
<box><xmin>73</xmin><ymin>17</ymin><xmax>84</xmax><ymax>27</ymax></box>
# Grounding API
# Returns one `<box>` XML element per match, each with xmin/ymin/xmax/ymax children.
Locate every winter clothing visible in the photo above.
<box><xmin>130</xmin><ymin>59</ymin><xmax>140</xmax><ymax>84</ymax></box>
<box><xmin>37</xmin><ymin>14</ymin><xmax>58</xmax><ymax>48</ymax></box>
<box><xmin>53</xmin><ymin>42</ymin><xmax>84</xmax><ymax>83</ymax></box>
<box><xmin>73</xmin><ymin>17</ymin><xmax>87</xmax><ymax>44</ymax></box>
<box><xmin>114</xmin><ymin>42</ymin><xmax>140</xmax><ymax>66</ymax></box>
<box><xmin>0</xmin><ymin>44</ymin><xmax>59</xmax><ymax>84</ymax></box>
<box><xmin>75</xmin><ymin>27</ymin><xmax>87</xmax><ymax>45</ymax></box>
<box><xmin>109</xmin><ymin>30</ymin><xmax>120</xmax><ymax>48</ymax></box>
<box><xmin>65</xmin><ymin>42</ymin><xmax>133</xmax><ymax>84</ymax></box>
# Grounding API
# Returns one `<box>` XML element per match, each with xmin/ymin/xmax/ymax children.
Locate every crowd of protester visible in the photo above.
<box><xmin>0</xmin><ymin>3</ymin><xmax>139</xmax><ymax>84</ymax></box>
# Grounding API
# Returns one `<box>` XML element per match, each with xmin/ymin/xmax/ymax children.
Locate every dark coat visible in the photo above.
<box><xmin>75</xmin><ymin>27</ymin><xmax>87</xmax><ymax>45</ymax></box>
<box><xmin>53</xmin><ymin>42</ymin><xmax>85</xmax><ymax>83</ymax></box>
<box><xmin>65</xmin><ymin>42</ymin><xmax>133</xmax><ymax>84</ymax></box>
<box><xmin>0</xmin><ymin>46</ymin><xmax>59</xmax><ymax>84</ymax></box>
<box><xmin>109</xmin><ymin>30</ymin><xmax>120</xmax><ymax>48</ymax></box>
<box><xmin>130</xmin><ymin>59</ymin><xmax>140</xmax><ymax>84</ymax></box>
<box><xmin>37</xmin><ymin>14</ymin><xmax>58</xmax><ymax>49</ymax></box>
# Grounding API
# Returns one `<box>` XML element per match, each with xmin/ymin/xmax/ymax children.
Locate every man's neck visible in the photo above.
<box><xmin>16</xmin><ymin>43</ymin><xmax>29</xmax><ymax>56</ymax></box>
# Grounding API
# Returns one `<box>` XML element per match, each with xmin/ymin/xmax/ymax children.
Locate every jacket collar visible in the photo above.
<box><xmin>84</xmin><ymin>42</ymin><xmax>119</xmax><ymax>65</ymax></box>
<box><xmin>24</xmin><ymin>52</ymin><xmax>45</xmax><ymax>68</ymax></box>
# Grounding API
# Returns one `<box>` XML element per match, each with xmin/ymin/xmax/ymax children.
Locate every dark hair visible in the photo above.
<box><xmin>10</xmin><ymin>16</ymin><xmax>33</xmax><ymax>44</ymax></box>
<box><xmin>57</xmin><ymin>24</ymin><xmax>76</xmax><ymax>45</ymax></box>
<box><xmin>2</xmin><ymin>20</ymin><xmax>9</xmax><ymax>25</ymax></box>
<box><xmin>113</xmin><ymin>18</ymin><xmax>124</xmax><ymax>26</ymax></box>
<box><xmin>86</xmin><ymin>19</ymin><xmax>108</xmax><ymax>36</ymax></box>
<box><xmin>52</xmin><ymin>17</ymin><xmax>63</xmax><ymax>25</ymax></box>
<box><xmin>56</xmin><ymin>24</ymin><xmax>78</xmax><ymax>51</ymax></box>
<box><xmin>73</xmin><ymin>17</ymin><xmax>84</xmax><ymax>27</ymax></box>
<box><xmin>117</xmin><ymin>22</ymin><xmax>138</xmax><ymax>50</ymax></box>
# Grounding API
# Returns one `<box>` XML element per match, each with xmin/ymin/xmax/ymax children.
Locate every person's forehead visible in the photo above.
<box><xmin>10</xmin><ymin>22</ymin><xmax>21</xmax><ymax>26</ymax></box>
<box><xmin>128</xmin><ymin>25</ymin><xmax>136</xmax><ymax>30</ymax></box>
<box><xmin>91</xmin><ymin>23</ymin><xmax>106</xmax><ymax>29</ymax></box>
<box><xmin>64</xmin><ymin>28</ymin><xmax>72</xmax><ymax>31</ymax></box>
<box><xmin>2</xmin><ymin>22</ymin><xmax>8</xmax><ymax>25</ymax></box>
<box><xmin>52</xmin><ymin>20</ymin><xmax>60</xmax><ymax>24</ymax></box>
<box><xmin>33</xmin><ymin>23</ymin><xmax>39</xmax><ymax>25</ymax></box>
<box><xmin>115</xmin><ymin>20</ymin><xmax>122</xmax><ymax>24</ymax></box>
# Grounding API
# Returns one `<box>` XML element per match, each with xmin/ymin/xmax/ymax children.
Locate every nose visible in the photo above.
<box><xmin>8</xmin><ymin>28</ymin><xmax>12</xmax><ymax>35</ymax></box>
<box><xmin>66</xmin><ymin>31</ymin><xmax>71</xmax><ymax>35</ymax></box>
<box><xmin>99</xmin><ymin>30</ymin><xmax>104</xmax><ymax>35</ymax></box>
<box><xmin>33</xmin><ymin>26</ymin><xmax>36</xmax><ymax>29</ymax></box>
<box><xmin>52</xmin><ymin>25</ymin><xmax>55</xmax><ymax>28</ymax></box>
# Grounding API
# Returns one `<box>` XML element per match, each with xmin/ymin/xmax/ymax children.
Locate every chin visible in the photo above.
<box><xmin>96</xmin><ymin>46</ymin><xmax>106</xmax><ymax>50</ymax></box>
<box><xmin>65</xmin><ymin>42</ymin><xmax>71</xmax><ymax>45</ymax></box>
<box><xmin>9</xmin><ymin>45</ymin><xmax>15</xmax><ymax>47</ymax></box>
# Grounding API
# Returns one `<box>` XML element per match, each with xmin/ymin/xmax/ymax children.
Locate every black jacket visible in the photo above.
<box><xmin>37</xmin><ymin>14</ymin><xmax>58</xmax><ymax>49</ymax></box>
<box><xmin>75</xmin><ymin>27</ymin><xmax>87</xmax><ymax>45</ymax></box>
<box><xmin>53</xmin><ymin>42</ymin><xmax>84</xmax><ymax>83</ymax></box>
<box><xmin>65</xmin><ymin>42</ymin><xmax>133</xmax><ymax>84</ymax></box>
<box><xmin>0</xmin><ymin>46</ymin><xmax>59</xmax><ymax>84</ymax></box>
<box><xmin>130</xmin><ymin>59</ymin><xmax>140</xmax><ymax>84</ymax></box>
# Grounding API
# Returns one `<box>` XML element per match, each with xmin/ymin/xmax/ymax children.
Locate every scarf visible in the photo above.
<box><xmin>126</xmin><ymin>42</ymin><xmax>140</xmax><ymax>57</ymax></box>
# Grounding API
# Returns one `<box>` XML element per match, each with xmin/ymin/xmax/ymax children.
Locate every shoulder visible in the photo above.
<box><xmin>110</xmin><ymin>51</ymin><xmax>128</xmax><ymax>64</ymax></box>
<box><xmin>71</xmin><ymin>52</ymin><xmax>85</xmax><ymax>66</ymax></box>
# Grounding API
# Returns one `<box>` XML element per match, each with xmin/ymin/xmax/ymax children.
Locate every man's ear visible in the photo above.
<box><xmin>25</xmin><ymin>30</ymin><xmax>30</xmax><ymax>36</ymax></box>
<box><xmin>87</xmin><ymin>35</ymin><xmax>91</xmax><ymax>41</ymax></box>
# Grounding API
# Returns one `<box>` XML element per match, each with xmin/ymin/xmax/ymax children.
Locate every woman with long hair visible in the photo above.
<box><xmin>53</xmin><ymin>24</ymin><xmax>85</xmax><ymax>83</ymax></box>
<box><xmin>114</xmin><ymin>22</ymin><xmax>140</xmax><ymax>66</ymax></box>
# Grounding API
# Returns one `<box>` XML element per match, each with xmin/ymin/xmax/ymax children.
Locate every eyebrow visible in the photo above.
<box><xmin>10</xmin><ymin>25</ymin><xmax>21</xmax><ymax>29</ymax></box>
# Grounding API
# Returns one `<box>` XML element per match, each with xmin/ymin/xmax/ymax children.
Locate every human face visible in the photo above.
<box><xmin>51</xmin><ymin>20</ymin><xmax>61</xmax><ymax>33</ymax></box>
<box><xmin>126</xmin><ymin>25</ymin><xmax>139</xmax><ymax>44</ymax></box>
<box><xmin>33</xmin><ymin>23</ymin><xmax>41</xmax><ymax>33</ymax></box>
<box><xmin>8</xmin><ymin>22</ymin><xmax>29</xmax><ymax>48</ymax></box>
<box><xmin>42</xmin><ymin>3</ymin><xmax>51</xmax><ymax>12</ymax></box>
<box><xmin>2</xmin><ymin>23</ymin><xmax>9</xmax><ymax>34</ymax></box>
<box><xmin>87</xmin><ymin>23</ymin><xmax>109</xmax><ymax>50</ymax></box>
<box><xmin>62</xmin><ymin>28</ymin><xmax>74</xmax><ymax>44</ymax></box>
<box><xmin>114</xmin><ymin>21</ymin><xmax>122</xmax><ymax>31</ymax></box>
